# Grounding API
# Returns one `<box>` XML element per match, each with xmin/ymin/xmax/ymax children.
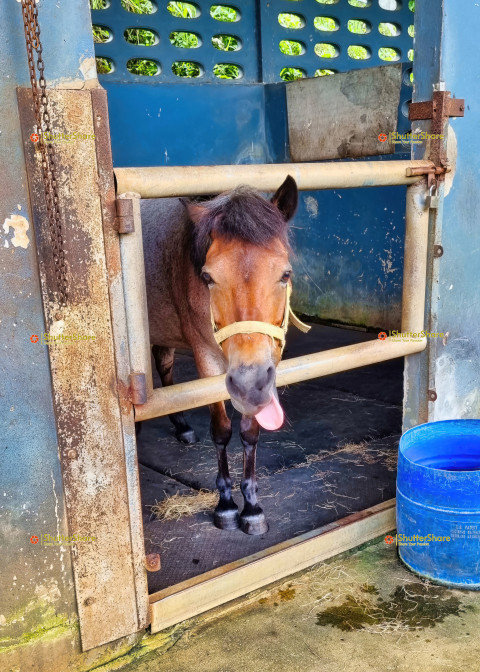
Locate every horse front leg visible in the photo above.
<box><xmin>211</xmin><ymin>401</ymin><xmax>239</xmax><ymax>530</ymax></box>
<box><xmin>152</xmin><ymin>345</ymin><xmax>198</xmax><ymax>444</ymax></box>
<box><xmin>239</xmin><ymin>415</ymin><xmax>268</xmax><ymax>535</ymax></box>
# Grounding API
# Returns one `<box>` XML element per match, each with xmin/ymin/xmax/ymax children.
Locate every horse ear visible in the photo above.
<box><xmin>271</xmin><ymin>175</ymin><xmax>298</xmax><ymax>221</ymax></box>
<box><xmin>180</xmin><ymin>198</ymin><xmax>206</xmax><ymax>224</ymax></box>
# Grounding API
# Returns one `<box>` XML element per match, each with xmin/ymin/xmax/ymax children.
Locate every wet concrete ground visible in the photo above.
<box><xmin>122</xmin><ymin>538</ymin><xmax>480</xmax><ymax>672</ymax></box>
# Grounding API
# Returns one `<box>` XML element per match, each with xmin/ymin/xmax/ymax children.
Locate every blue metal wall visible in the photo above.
<box><xmin>404</xmin><ymin>0</ymin><xmax>480</xmax><ymax>428</ymax></box>
<box><xmin>0</xmin><ymin>0</ymin><xmax>94</xmax><ymax>659</ymax></box>
<box><xmin>94</xmin><ymin>0</ymin><xmax>414</xmax><ymax>329</ymax></box>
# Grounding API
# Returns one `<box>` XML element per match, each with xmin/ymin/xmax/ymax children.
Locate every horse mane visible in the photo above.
<box><xmin>186</xmin><ymin>186</ymin><xmax>291</xmax><ymax>274</ymax></box>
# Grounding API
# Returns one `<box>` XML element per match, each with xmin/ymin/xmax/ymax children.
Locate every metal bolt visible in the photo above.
<box><xmin>145</xmin><ymin>553</ymin><xmax>161</xmax><ymax>572</ymax></box>
<box><xmin>67</xmin><ymin>449</ymin><xmax>78</xmax><ymax>460</ymax></box>
<box><xmin>428</xmin><ymin>389</ymin><xmax>437</xmax><ymax>402</ymax></box>
<box><xmin>433</xmin><ymin>245</ymin><xmax>444</xmax><ymax>258</ymax></box>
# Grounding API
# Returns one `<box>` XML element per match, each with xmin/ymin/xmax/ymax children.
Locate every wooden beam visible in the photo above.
<box><xmin>149</xmin><ymin>499</ymin><xmax>395</xmax><ymax>633</ymax></box>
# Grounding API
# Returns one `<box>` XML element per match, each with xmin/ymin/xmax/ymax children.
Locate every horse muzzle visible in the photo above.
<box><xmin>226</xmin><ymin>362</ymin><xmax>276</xmax><ymax>416</ymax></box>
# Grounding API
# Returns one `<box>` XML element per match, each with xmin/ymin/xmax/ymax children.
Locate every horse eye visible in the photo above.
<box><xmin>281</xmin><ymin>271</ymin><xmax>291</xmax><ymax>283</ymax></box>
<box><xmin>201</xmin><ymin>271</ymin><xmax>213</xmax><ymax>285</ymax></box>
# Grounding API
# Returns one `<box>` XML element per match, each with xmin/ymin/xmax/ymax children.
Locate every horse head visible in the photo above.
<box><xmin>187</xmin><ymin>175</ymin><xmax>300</xmax><ymax>428</ymax></box>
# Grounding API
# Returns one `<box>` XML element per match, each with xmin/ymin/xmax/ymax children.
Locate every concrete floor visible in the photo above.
<box><xmin>121</xmin><ymin>537</ymin><xmax>480</xmax><ymax>672</ymax></box>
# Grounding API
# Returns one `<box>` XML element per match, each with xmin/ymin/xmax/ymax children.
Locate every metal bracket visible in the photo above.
<box><xmin>128</xmin><ymin>371</ymin><xmax>147</xmax><ymax>405</ymax></box>
<box><xmin>115</xmin><ymin>198</ymin><xmax>135</xmax><ymax>234</ymax></box>
<box><xmin>409</xmin><ymin>90</ymin><xmax>465</xmax><ymax>188</ymax></box>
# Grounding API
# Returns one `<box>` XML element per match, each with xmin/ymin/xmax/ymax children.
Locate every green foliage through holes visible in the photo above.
<box><xmin>279</xmin><ymin>40</ymin><xmax>304</xmax><ymax>56</ymax></box>
<box><xmin>95</xmin><ymin>57</ymin><xmax>113</xmax><ymax>74</ymax></box>
<box><xmin>278</xmin><ymin>13</ymin><xmax>304</xmax><ymax>29</ymax></box>
<box><xmin>211</xmin><ymin>5</ymin><xmax>238</xmax><ymax>22</ymax></box>
<box><xmin>121</xmin><ymin>0</ymin><xmax>155</xmax><ymax>14</ymax></box>
<box><xmin>170</xmin><ymin>31</ymin><xmax>200</xmax><ymax>48</ymax></box>
<box><xmin>127</xmin><ymin>58</ymin><xmax>159</xmax><ymax>75</ymax></box>
<box><xmin>315</xmin><ymin>42</ymin><xmax>338</xmax><ymax>58</ymax></box>
<box><xmin>124</xmin><ymin>28</ymin><xmax>157</xmax><ymax>45</ymax></box>
<box><xmin>280</xmin><ymin>67</ymin><xmax>305</xmax><ymax>81</ymax></box>
<box><xmin>314</xmin><ymin>16</ymin><xmax>338</xmax><ymax>31</ymax></box>
<box><xmin>167</xmin><ymin>2</ymin><xmax>198</xmax><ymax>18</ymax></box>
<box><xmin>92</xmin><ymin>25</ymin><xmax>111</xmax><ymax>43</ymax></box>
<box><xmin>347</xmin><ymin>20</ymin><xmax>370</xmax><ymax>34</ymax></box>
<box><xmin>212</xmin><ymin>34</ymin><xmax>240</xmax><ymax>51</ymax></box>
<box><xmin>172</xmin><ymin>61</ymin><xmax>202</xmax><ymax>77</ymax></box>
<box><xmin>347</xmin><ymin>45</ymin><xmax>369</xmax><ymax>59</ymax></box>
<box><xmin>213</xmin><ymin>63</ymin><xmax>242</xmax><ymax>79</ymax></box>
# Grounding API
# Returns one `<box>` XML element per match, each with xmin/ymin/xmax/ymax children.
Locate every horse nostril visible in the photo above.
<box><xmin>256</xmin><ymin>365</ymin><xmax>275</xmax><ymax>392</ymax></box>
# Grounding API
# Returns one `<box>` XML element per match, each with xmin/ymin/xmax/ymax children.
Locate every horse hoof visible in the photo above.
<box><xmin>175</xmin><ymin>428</ymin><xmax>198</xmax><ymax>445</ymax></box>
<box><xmin>214</xmin><ymin>506</ymin><xmax>240</xmax><ymax>531</ymax></box>
<box><xmin>240</xmin><ymin>512</ymin><xmax>269</xmax><ymax>536</ymax></box>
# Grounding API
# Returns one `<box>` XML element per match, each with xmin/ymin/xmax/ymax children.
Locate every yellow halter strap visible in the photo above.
<box><xmin>210</xmin><ymin>283</ymin><xmax>311</xmax><ymax>351</ymax></box>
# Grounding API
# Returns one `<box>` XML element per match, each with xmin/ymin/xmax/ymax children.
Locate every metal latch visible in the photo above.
<box><xmin>408</xmin><ymin>90</ymin><xmax>465</xmax><ymax>189</ymax></box>
<box><xmin>128</xmin><ymin>371</ymin><xmax>147</xmax><ymax>405</ymax></box>
<box><xmin>115</xmin><ymin>198</ymin><xmax>135</xmax><ymax>234</ymax></box>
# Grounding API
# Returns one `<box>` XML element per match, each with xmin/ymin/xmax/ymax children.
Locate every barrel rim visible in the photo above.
<box><xmin>400</xmin><ymin>419</ymin><xmax>480</xmax><ymax>474</ymax></box>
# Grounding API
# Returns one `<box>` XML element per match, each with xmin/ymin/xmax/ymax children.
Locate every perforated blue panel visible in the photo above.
<box><xmin>261</xmin><ymin>0</ymin><xmax>414</xmax><ymax>82</ymax></box>
<box><xmin>91</xmin><ymin>1</ymin><xmax>260</xmax><ymax>83</ymax></box>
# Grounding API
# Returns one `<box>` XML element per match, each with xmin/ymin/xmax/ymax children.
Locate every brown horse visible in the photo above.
<box><xmin>141</xmin><ymin>176</ymin><xmax>299</xmax><ymax>535</ymax></box>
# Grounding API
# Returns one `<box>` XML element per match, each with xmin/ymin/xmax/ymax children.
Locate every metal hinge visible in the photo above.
<box><xmin>128</xmin><ymin>371</ymin><xmax>147</xmax><ymax>405</ymax></box>
<box><xmin>115</xmin><ymin>197</ymin><xmax>135</xmax><ymax>234</ymax></box>
<box><xmin>409</xmin><ymin>90</ymin><xmax>465</xmax><ymax>188</ymax></box>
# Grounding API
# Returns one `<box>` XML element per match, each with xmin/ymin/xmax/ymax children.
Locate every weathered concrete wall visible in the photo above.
<box><xmin>0</xmin><ymin>1</ymin><xmax>143</xmax><ymax>669</ymax></box>
<box><xmin>403</xmin><ymin>0</ymin><xmax>480</xmax><ymax>428</ymax></box>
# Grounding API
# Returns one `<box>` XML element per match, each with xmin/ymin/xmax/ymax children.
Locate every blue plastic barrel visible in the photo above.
<box><xmin>397</xmin><ymin>419</ymin><xmax>480</xmax><ymax>589</ymax></box>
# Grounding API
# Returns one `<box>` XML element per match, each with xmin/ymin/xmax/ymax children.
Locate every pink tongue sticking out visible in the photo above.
<box><xmin>255</xmin><ymin>395</ymin><xmax>284</xmax><ymax>431</ymax></box>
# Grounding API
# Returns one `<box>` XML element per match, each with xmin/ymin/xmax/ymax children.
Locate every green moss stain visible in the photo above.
<box><xmin>316</xmin><ymin>582</ymin><xmax>464</xmax><ymax>631</ymax></box>
<box><xmin>0</xmin><ymin>606</ymin><xmax>77</xmax><ymax>654</ymax></box>
<box><xmin>83</xmin><ymin>624</ymin><xmax>188</xmax><ymax>672</ymax></box>
<box><xmin>278</xmin><ymin>587</ymin><xmax>296</xmax><ymax>602</ymax></box>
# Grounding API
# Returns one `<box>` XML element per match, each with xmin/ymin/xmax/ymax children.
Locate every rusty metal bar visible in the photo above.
<box><xmin>402</xmin><ymin>180</ymin><xmax>430</xmax><ymax>334</ymax></box>
<box><xmin>91</xmin><ymin>89</ymin><xmax>149</xmax><ymax>634</ymax></box>
<box><xmin>118</xmin><ymin>192</ymin><xmax>153</xmax><ymax>400</ymax></box>
<box><xmin>135</xmin><ymin>337</ymin><xmax>426</xmax><ymax>421</ymax></box>
<box><xmin>132</xmin><ymin>174</ymin><xmax>430</xmax><ymax>422</ymax></box>
<box><xmin>114</xmin><ymin>160</ymin><xmax>434</xmax><ymax>199</ymax></box>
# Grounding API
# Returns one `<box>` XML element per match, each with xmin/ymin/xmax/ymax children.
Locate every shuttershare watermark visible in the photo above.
<box><xmin>30</xmin><ymin>130</ymin><xmax>95</xmax><ymax>144</ymax></box>
<box><xmin>385</xmin><ymin>533</ymin><xmax>451</xmax><ymax>547</ymax></box>
<box><xmin>30</xmin><ymin>533</ymin><xmax>96</xmax><ymax>546</ymax></box>
<box><xmin>30</xmin><ymin>333</ymin><xmax>96</xmax><ymax>345</ymax></box>
<box><xmin>378</xmin><ymin>131</ymin><xmax>444</xmax><ymax>145</ymax></box>
<box><xmin>377</xmin><ymin>330</ymin><xmax>444</xmax><ymax>342</ymax></box>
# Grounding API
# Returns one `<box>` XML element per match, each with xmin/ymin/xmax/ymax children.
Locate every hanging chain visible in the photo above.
<box><xmin>21</xmin><ymin>0</ymin><xmax>68</xmax><ymax>306</ymax></box>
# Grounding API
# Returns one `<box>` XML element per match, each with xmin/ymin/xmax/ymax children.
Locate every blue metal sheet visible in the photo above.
<box><xmin>0</xmin><ymin>0</ymin><xmax>86</xmax><ymax>651</ymax></box>
<box><xmin>92</xmin><ymin>0</ymin><xmax>260</xmax><ymax>83</ymax></box>
<box><xmin>260</xmin><ymin>0</ymin><xmax>414</xmax><ymax>82</ymax></box>
<box><xmin>104</xmin><ymin>82</ymin><xmax>267</xmax><ymax>166</ymax></box>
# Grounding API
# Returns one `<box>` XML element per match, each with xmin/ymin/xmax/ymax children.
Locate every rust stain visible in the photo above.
<box><xmin>17</xmin><ymin>88</ymin><xmax>140</xmax><ymax>650</ymax></box>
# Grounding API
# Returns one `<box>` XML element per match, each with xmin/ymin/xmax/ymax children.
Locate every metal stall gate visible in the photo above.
<box><xmin>89</xmin><ymin>0</ymin><xmax>442</xmax><ymax>635</ymax></box>
<box><xmin>111</xmin><ymin>159</ymin><xmax>432</xmax><ymax>631</ymax></box>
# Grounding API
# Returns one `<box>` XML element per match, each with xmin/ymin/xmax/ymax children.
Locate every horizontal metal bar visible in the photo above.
<box><xmin>134</xmin><ymin>337</ymin><xmax>426</xmax><ymax>422</ymax></box>
<box><xmin>115</xmin><ymin>160</ymin><xmax>434</xmax><ymax>198</ymax></box>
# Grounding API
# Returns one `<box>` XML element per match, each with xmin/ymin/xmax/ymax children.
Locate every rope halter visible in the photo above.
<box><xmin>210</xmin><ymin>283</ymin><xmax>311</xmax><ymax>352</ymax></box>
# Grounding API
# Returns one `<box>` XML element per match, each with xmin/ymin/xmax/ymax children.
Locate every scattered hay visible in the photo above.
<box><xmin>150</xmin><ymin>490</ymin><xmax>218</xmax><ymax>521</ymax></box>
